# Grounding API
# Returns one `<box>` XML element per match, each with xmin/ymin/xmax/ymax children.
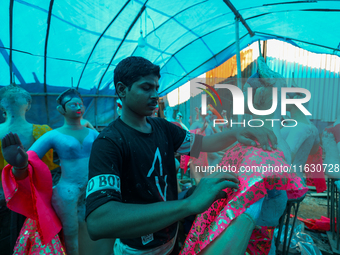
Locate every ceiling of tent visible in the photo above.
<box><xmin>0</xmin><ymin>0</ymin><xmax>339</xmax><ymax>96</ymax></box>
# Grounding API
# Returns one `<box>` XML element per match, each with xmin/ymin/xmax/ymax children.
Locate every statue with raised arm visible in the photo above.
<box><xmin>0</xmin><ymin>84</ymin><xmax>58</xmax><ymax>254</ymax></box>
<box><xmin>180</xmin><ymin>57</ymin><xmax>307</xmax><ymax>255</ymax></box>
<box><xmin>280</xmin><ymin>81</ymin><xmax>321</xmax><ymax>180</ymax></box>
<box><xmin>322</xmin><ymin>105</ymin><xmax>340</xmax><ymax>184</ymax></box>
<box><xmin>1</xmin><ymin>88</ymin><xmax>114</xmax><ymax>255</ymax></box>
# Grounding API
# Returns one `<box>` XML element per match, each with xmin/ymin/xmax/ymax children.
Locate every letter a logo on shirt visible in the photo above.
<box><xmin>147</xmin><ymin>147</ymin><xmax>168</xmax><ymax>201</ymax></box>
<box><xmin>147</xmin><ymin>147</ymin><xmax>163</xmax><ymax>177</ymax></box>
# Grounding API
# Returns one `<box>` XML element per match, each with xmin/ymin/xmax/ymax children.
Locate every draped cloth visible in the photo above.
<box><xmin>180</xmin><ymin>143</ymin><xmax>307</xmax><ymax>255</ymax></box>
<box><xmin>2</xmin><ymin>151</ymin><xmax>65</xmax><ymax>254</ymax></box>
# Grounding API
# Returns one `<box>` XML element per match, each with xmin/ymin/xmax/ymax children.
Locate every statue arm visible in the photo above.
<box><xmin>83</xmin><ymin>119</ymin><xmax>96</xmax><ymax>130</ymax></box>
<box><xmin>285</xmin><ymin>125</ymin><xmax>313</xmax><ymax>163</ymax></box>
<box><xmin>29</xmin><ymin>131</ymin><xmax>55</xmax><ymax>160</ymax></box>
<box><xmin>322</xmin><ymin>131</ymin><xmax>340</xmax><ymax>178</ymax></box>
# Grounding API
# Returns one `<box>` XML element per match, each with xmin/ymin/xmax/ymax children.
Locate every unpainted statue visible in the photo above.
<box><xmin>0</xmin><ymin>84</ymin><xmax>58</xmax><ymax>252</ymax></box>
<box><xmin>281</xmin><ymin>83</ymin><xmax>320</xmax><ymax>182</ymax></box>
<box><xmin>243</xmin><ymin>56</ymin><xmax>291</xmax><ymax>228</ymax></box>
<box><xmin>322</xmin><ymin>105</ymin><xmax>340</xmax><ymax>182</ymax></box>
<box><xmin>3</xmin><ymin>89</ymin><xmax>114</xmax><ymax>255</ymax></box>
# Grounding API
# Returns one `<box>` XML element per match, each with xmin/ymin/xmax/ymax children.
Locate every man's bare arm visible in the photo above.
<box><xmin>201</xmin><ymin>127</ymin><xmax>277</xmax><ymax>152</ymax></box>
<box><xmin>87</xmin><ymin>199</ymin><xmax>190</xmax><ymax>240</ymax></box>
<box><xmin>87</xmin><ymin>172</ymin><xmax>239</xmax><ymax>240</ymax></box>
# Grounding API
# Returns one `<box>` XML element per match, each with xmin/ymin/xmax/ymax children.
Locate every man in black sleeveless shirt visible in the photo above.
<box><xmin>86</xmin><ymin>57</ymin><xmax>277</xmax><ymax>254</ymax></box>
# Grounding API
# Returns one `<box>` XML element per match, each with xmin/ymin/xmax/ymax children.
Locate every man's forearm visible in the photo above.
<box><xmin>87</xmin><ymin>198</ymin><xmax>192</xmax><ymax>240</ymax></box>
<box><xmin>201</xmin><ymin>129</ymin><xmax>238</xmax><ymax>152</ymax></box>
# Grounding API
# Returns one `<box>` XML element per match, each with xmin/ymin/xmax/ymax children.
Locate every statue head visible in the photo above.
<box><xmin>244</xmin><ymin>57</ymin><xmax>288</xmax><ymax>116</ymax></box>
<box><xmin>56</xmin><ymin>88</ymin><xmax>84</xmax><ymax>119</ymax></box>
<box><xmin>0</xmin><ymin>84</ymin><xmax>32</xmax><ymax>114</ymax></box>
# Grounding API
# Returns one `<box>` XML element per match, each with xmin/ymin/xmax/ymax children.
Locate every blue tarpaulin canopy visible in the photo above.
<box><xmin>0</xmin><ymin>0</ymin><xmax>339</xmax><ymax>126</ymax></box>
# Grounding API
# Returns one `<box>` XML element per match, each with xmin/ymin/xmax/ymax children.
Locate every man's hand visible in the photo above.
<box><xmin>186</xmin><ymin>171</ymin><xmax>239</xmax><ymax>215</ymax></box>
<box><xmin>235</xmin><ymin>127</ymin><xmax>277</xmax><ymax>151</ymax></box>
<box><xmin>2</xmin><ymin>132</ymin><xmax>28</xmax><ymax>168</ymax></box>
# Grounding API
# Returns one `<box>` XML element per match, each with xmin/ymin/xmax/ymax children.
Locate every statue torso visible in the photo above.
<box><xmin>0</xmin><ymin>122</ymin><xmax>35</xmax><ymax>151</ymax></box>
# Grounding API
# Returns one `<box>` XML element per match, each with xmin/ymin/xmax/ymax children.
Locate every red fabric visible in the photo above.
<box><xmin>305</xmin><ymin>146</ymin><xmax>327</xmax><ymax>193</ymax></box>
<box><xmin>291</xmin><ymin>214</ymin><xmax>332</xmax><ymax>232</ymax></box>
<box><xmin>1</xmin><ymin>151</ymin><xmax>62</xmax><ymax>244</ymax></box>
<box><xmin>180</xmin><ymin>143</ymin><xmax>307</xmax><ymax>254</ymax></box>
<box><xmin>246</xmin><ymin>226</ymin><xmax>275</xmax><ymax>255</ymax></box>
<box><xmin>325</xmin><ymin>124</ymin><xmax>340</xmax><ymax>143</ymax></box>
<box><xmin>171</xmin><ymin>121</ymin><xmax>183</xmax><ymax>128</ymax></box>
<box><xmin>180</xmin><ymin>155</ymin><xmax>190</xmax><ymax>172</ymax></box>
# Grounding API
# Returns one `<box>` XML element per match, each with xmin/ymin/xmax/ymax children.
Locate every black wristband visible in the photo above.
<box><xmin>13</xmin><ymin>163</ymin><xmax>28</xmax><ymax>171</ymax></box>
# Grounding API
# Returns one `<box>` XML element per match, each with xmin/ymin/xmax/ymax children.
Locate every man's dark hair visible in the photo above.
<box><xmin>56</xmin><ymin>88</ymin><xmax>83</xmax><ymax>110</ymax></box>
<box><xmin>114</xmin><ymin>56</ymin><xmax>161</xmax><ymax>93</ymax></box>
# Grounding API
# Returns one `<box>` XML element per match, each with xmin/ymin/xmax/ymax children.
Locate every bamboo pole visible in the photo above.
<box><xmin>30</xmin><ymin>93</ymin><xmax>118</xmax><ymax>98</ymax></box>
<box><xmin>235</xmin><ymin>17</ymin><xmax>242</xmax><ymax>123</ymax></box>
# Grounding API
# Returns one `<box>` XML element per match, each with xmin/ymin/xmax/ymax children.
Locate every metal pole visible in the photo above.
<box><xmin>328</xmin><ymin>178</ymin><xmax>330</xmax><ymax>218</ymax></box>
<box><xmin>287</xmin><ymin>203</ymin><xmax>300</xmax><ymax>252</ymax></box>
<box><xmin>332</xmin><ymin>180</ymin><xmax>335</xmax><ymax>239</ymax></box>
<box><xmin>223</xmin><ymin>0</ymin><xmax>255</xmax><ymax>37</ymax></box>
<box><xmin>258</xmin><ymin>39</ymin><xmax>262</xmax><ymax>57</ymax></box>
<box><xmin>29</xmin><ymin>93</ymin><xmax>117</xmax><ymax>98</ymax></box>
<box><xmin>337</xmin><ymin>188</ymin><xmax>340</xmax><ymax>249</ymax></box>
<box><xmin>235</xmin><ymin>18</ymin><xmax>242</xmax><ymax>83</ymax></box>
<box><xmin>95</xmin><ymin>97</ymin><xmax>98</xmax><ymax>129</ymax></box>
<box><xmin>282</xmin><ymin>204</ymin><xmax>292</xmax><ymax>255</ymax></box>
<box><xmin>235</xmin><ymin>17</ymin><xmax>242</xmax><ymax>123</ymax></box>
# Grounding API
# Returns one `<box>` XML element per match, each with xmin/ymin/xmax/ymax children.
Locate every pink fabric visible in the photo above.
<box><xmin>2</xmin><ymin>151</ymin><xmax>62</xmax><ymax>245</ymax></box>
<box><xmin>13</xmin><ymin>218</ymin><xmax>66</xmax><ymax>254</ymax></box>
<box><xmin>171</xmin><ymin>121</ymin><xmax>183</xmax><ymax>129</ymax></box>
<box><xmin>180</xmin><ymin>143</ymin><xmax>307</xmax><ymax>255</ymax></box>
<box><xmin>305</xmin><ymin>146</ymin><xmax>327</xmax><ymax>193</ymax></box>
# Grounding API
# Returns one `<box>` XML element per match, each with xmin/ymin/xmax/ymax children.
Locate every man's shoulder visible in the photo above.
<box><xmin>97</xmin><ymin>119</ymin><xmax>123</xmax><ymax>141</ymax></box>
<box><xmin>149</xmin><ymin>117</ymin><xmax>183</xmax><ymax>131</ymax></box>
<box><xmin>148</xmin><ymin>116</ymin><xmax>168</xmax><ymax>125</ymax></box>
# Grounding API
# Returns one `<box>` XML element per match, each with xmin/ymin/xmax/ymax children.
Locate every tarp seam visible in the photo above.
<box><xmin>77</xmin><ymin>0</ymin><xmax>131</xmax><ymax>89</ymax></box>
<box><xmin>158</xmin><ymin>22</ymin><xmax>238</xmax><ymax>74</ymax></box>
<box><xmin>14</xmin><ymin>0</ymin><xmax>138</xmax><ymax>43</ymax></box>
<box><xmin>159</xmin><ymin>33</ymin><xmax>249</xmax><ymax>95</ymax></box>
<box><xmin>96</xmin><ymin>3</ymin><xmax>148</xmax><ymax>93</ymax></box>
